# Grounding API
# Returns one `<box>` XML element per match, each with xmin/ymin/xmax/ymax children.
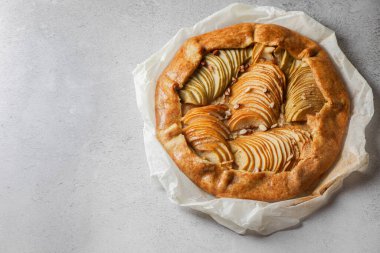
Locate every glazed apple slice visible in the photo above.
<box><xmin>215</xmin><ymin>142</ymin><xmax>234</xmax><ymax>162</ymax></box>
<box><xmin>223</xmin><ymin>50</ymin><xmax>237</xmax><ymax>78</ymax></box>
<box><xmin>230</xmin><ymin>138</ymin><xmax>257</xmax><ymax>171</ymax></box>
<box><xmin>273</xmin><ymin>134</ymin><xmax>292</xmax><ymax>171</ymax></box>
<box><xmin>285</xmin><ymin>63</ymin><xmax>326</xmax><ymax>122</ymax></box>
<box><xmin>185</xmin><ymin>128</ymin><xmax>226</xmax><ymax>153</ymax></box>
<box><xmin>182</xmin><ymin>105</ymin><xmax>233</xmax><ymax>165</ymax></box>
<box><xmin>184</xmin><ymin>129</ymin><xmax>223</xmax><ymax>147</ymax></box>
<box><xmin>228</xmin><ymin>62</ymin><xmax>285</xmax><ymax>131</ymax></box>
<box><xmin>235</xmin><ymin>101</ymin><xmax>275</xmax><ymax>127</ymax></box>
<box><xmin>273</xmin><ymin>47</ymin><xmax>295</xmax><ymax>75</ymax></box>
<box><xmin>230</xmin><ymin>128</ymin><xmax>312</xmax><ymax>173</ymax></box>
<box><xmin>268</xmin><ymin>136</ymin><xmax>288</xmax><ymax>171</ymax></box>
<box><xmin>265</xmin><ymin>134</ymin><xmax>285</xmax><ymax>172</ymax></box>
<box><xmin>229</xmin><ymin>141</ymin><xmax>249</xmax><ymax>171</ymax></box>
<box><xmin>183</xmin><ymin>125</ymin><xmax>227</xmax><ymax>142</ymax></box>
<box><xmin>206</xmin><ymin>54</ymin><xmax>228</xmax><ymax>99</ymax></box>
<box><xmin>250</xmin><ymin>43</ymin><xmax>266</xmax><ymax>64</ymax></box>
<box><xmin>256</xmin><ymin>134</ymin><xmax>280</xmax><ymax>171</ymax></box>
<box><xmin>281</xmin><ymin>128</ymin><xmax>311</xmax><ymax>156</ymax></box>
<box><xmin>184</xmin><ymin>104</ymin><xmax>228</xmax><ymax>120</ymax></box>
<box><xmin>180</xmin><ymin>81</ymin><xmax>207</xmax><ymax>105</ymax></box>
<box><xmin>180</xmin><ymin>48</ymin><xmax>252</xmax><ymax>105</ymax></box>
<box><xmin>183</xmin><ymin>114</ymin><xmax>230</xmax><ymax>136</ymax></box>
<box><xmin>232</xmin><ymin>64</ymin><xmax>285</xmax><ymax>97</ymax></box>
<box><xmin>244</xmin><ymin>137</ymin><xmax>272</xmax><ymax>172</ymax></box>
<box><xmin>247</xmin><ymin>139</ymin><xmax>267</xmax><ymax>171</ymax></box>
<box><xmin>197</xmin><ymin>142</ymin><xmax>223</xmax><ymax>163</ymax></box>
<box><xmin>270</xmin><ymin>131</ymin><xmax>297</xmax><ymax>171</ymax></box>
<box><xmin>191</xmin><ymin>121</ymin><xmax>229</xmax><ymax>140</ymax></box>
<box><xmin>233</xmin><ymin>63</ymin><xmax>285</xmax><ymax>98</ymax></box>
<box><xmin>232</xmin><ymin>137</ymin><xmax>262</xmax><ymax>172</ymax></box>
<box><xmin>274</xmin><ymin>128</ymin><xmax>312</xmax><ymax>169</ymax></box>
<box><xmin>179</xmin><ymin>89</ymin><xmax>197</xmax><ymax>105</ymax></box>
<box><xmin>231</xmin><ymin>77</ymin><xmax>281</xmax><ymax>105</ymax></box>
<box><xmin>228</xmin><ymin>110</ymin><xmax>270</xmax><ymax>131</ymax></box>
<box><xmin>193</xmin><ymin>66</ymin><xmax>215</xmax><ymax>101</ymax></box>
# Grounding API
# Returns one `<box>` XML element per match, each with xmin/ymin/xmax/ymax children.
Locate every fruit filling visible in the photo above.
<box><xmin>179</xmin><ymin>43</ymin><xmax>326</xmax><ymax>173</ymax></box>
<box><xmin>182</xmin><ymin>105</ymin><xmax>233</xmax><ymax>166</ymax></box>
<box><xmin>229</xmin><ymin>128</ymin><xmax>311</xmax><ymax>172</ymax></box>
<box><xmin>179</xmin><ymin>48</ymin><xmax>252</xmax><ymax>105</ymax></box>
<box><xmin>228</xmin><ymin>62</ymin><xmax>286</xmax><ymax>131</ymax></box>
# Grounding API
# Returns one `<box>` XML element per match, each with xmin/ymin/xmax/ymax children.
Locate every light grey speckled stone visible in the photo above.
<box><xmin>0</xmin><ymin>1</ymin><xmax>379</xmax><ymax>253</ymax></box>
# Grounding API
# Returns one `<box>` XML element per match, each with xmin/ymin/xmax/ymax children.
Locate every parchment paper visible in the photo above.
<box><xmin>132</xmin><ymin>3</ymin><xmax>374</xmax><ymax>235</ymax></box>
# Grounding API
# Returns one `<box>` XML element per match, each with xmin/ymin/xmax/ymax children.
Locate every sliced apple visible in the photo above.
<box><xmin>228</xmin><ymin>62</ymin><xmax>286</xmax><ymax>131</ymax></box>
<box><xmin>273</xmin><ymin>47</ymin><xmax>296</xmax><ymax>75</ymax></box>
<box><xmin>250</xmin><ymin>43</ymin><xmax>266</xmax><ymax>64</ymax></box>
<box><xmin>230</xmin><ymin>138</ymin><xmax>257</xmax><ymax>171</ymax></box>
<box><xmin>285</xmin><ymin>63</ymin><xmax>326</xmax><ymax>122</ymax></box>
<box><xmin>180</xmin><ymin>47</ymin><xmax>252</xmax><ymax>105</ymax></box>
<box><xmin>228</xmin><ymin>109</ymin><xmax>270</xmax><ymax>130</ymax></box>
<box><xmin>215</xmin><ymin>142</ymin><xmax>234</xmax><ymax>162</ymax></box>
<box><xmin>229</xmin><ymin>128</ymin><xmax>311</xmax><ymax>172</ymax></box>
<box><xmin>182</xmin><ymin>105</ymin><xmax>233</xmax><ymax>165</ymax></box>
<box><xmin>179</xmin><ymin>82</ymin><xmax>206</xmax><ymax>105</ymax></box>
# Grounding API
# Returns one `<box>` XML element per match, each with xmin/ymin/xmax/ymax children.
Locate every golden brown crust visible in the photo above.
<box><xmin>155</xmin><ymin>23</ymin><xmax>350</xmax><ymax>201</ymax></box>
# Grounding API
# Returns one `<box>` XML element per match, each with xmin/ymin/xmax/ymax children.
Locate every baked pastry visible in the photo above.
<box><xmin>155</xmin><ymin>23</ymin><xmax>350</xmax><ymax>201</ymax></box>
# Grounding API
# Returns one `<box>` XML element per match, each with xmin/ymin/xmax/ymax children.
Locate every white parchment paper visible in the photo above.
<box><xmin>132</xmin><ymin>3</ymin><xmax>374</xmax><ymax>235</ymax></box>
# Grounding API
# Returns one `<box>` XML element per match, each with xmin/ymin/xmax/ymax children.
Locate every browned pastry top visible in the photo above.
<box><xmin>155</xmin><ymin>23</ymin><xmax>350</xmax><ymax>201</ymax></box>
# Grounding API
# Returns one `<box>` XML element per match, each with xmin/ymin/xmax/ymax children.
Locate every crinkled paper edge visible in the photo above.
<box><xmin>132</xmin><ymin>3</ymin><xmax>374</xmax><ymax>235</ymax></box>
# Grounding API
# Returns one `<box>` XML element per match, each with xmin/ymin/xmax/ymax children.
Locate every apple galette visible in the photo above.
<box><xmin>155</xmin><ymin>23</ymin><xmax>350</xmax><ymax>201</ymax></box>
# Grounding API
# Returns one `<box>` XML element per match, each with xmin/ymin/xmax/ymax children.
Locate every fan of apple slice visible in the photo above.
<box><xmin>285</xmin><ymin>61</ymin><xmax>326</xmax><ymax>122</ymax></box>
<box><xmin>229</xmin><ymin>128</ymin><xmax>311</xmax><ymax>172</ymax></box>
<box><xmin>273</xmin><ymin>47</ymin><xmax>295</xmax><ymax>75</ymax></box>
<box><xmin>179</xmin><ymin>48</ymin><xmax>252</xmax><ymax>105</ymax></box>
<box><xmin>273</xmin><ymin>47</ymin><xmax>326</xmax><ymax>122</ymax></box>
<box><xmin>182</xmin><ymin>105</ymin><xmax>233</xmax><ymax>165</ymax></box>
<box><xmin>228</xmin><ymin>62</ymin><xmax>286</xmax><ymax>131</ymax></box>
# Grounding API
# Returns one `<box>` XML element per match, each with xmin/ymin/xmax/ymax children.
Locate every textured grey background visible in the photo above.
<box><xmin>0</xmin><ymin>0</ymin><xmax>379</xmax><ymax>252</ymax></box>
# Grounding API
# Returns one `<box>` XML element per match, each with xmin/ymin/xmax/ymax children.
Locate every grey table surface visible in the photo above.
<box><xmin>0</xmin><ymin>0</ymin><xmax>379</xmax><ymax>252</ymax></box>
